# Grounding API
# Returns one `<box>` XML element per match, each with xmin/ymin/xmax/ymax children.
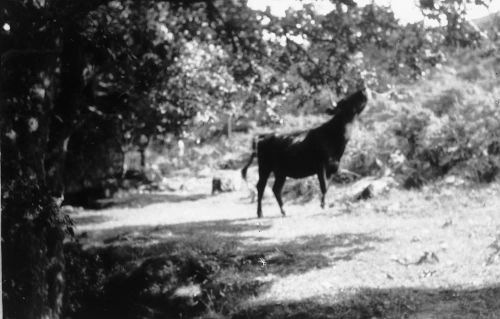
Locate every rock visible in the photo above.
<box><xmin>172</xmin><ymin>283</ymin><xmax>202</xmax><ymax>299</ymax></box>
<box><xmin>444</xmin><ymin>175</ymin><xmax>456</xmax><ymax>184</ymax></box>
<box><xmin>355</xmin><ymin>185</ymin><xmax>374</xmax><ymax>201</ymax></box>
<box><xmin>351</xmin><ymin>176</ymin><xmax>396</xmax><ymax>201</ymax></box>
<box><xmin>443</xmin><ymin>175</ymin><xmax>466</xmax><ymax>186</ymax></box>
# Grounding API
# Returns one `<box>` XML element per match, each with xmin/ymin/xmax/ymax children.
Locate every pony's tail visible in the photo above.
<box><xmin>241</xmin><ymin>137</ymin><xmax>258</xmax><ymax>180</ymax></box>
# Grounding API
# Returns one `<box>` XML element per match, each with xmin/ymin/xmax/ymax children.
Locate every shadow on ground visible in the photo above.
<box><xmin>65</xmin><ymin>216</ymin><xmax>388</xmax><ymax>319</ymax></box>
<box><xmin>232</xmin><ymin>285</ymin><xmax>500</xmax><ymax>319</ymax></box>
<box><xmin>78</xmin><ymin>217</ymin><xmax>387</xmax><ymax>277</ymax></box>
<box><xmin>94</xmin><ymin>192</ymin><xmax>210</xmax><ymax>209</ymax></box>
<box><xmin>65</xmin><ymin>214</ymin><xmax>500</xmax><ymax>319</ymax></box>
<box><xmin>65</xmin><ymin>191</ymin><xmax>210</xmax><ymax>210</ymax></box>
<box><xmin>71</xmin><ymin>214</ymin><xmax>110</xmax><ymax>226</ymax></box>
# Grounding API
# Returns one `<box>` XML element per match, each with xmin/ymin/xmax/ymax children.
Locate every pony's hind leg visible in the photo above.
<box><xmin>256</xmin><ymin>168</ymin><xmax>271</xmax><ymax>218</ymax></box>
<box><xmin>272</xmin><ymin>175</ymin><xmax>287</xmax><ymax>217</ymax></box>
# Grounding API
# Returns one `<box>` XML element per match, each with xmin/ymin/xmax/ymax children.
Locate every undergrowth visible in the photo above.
<box><xmin>138</xmin><ymin>48</ymin><xmax>500</xmax><ymax>194</ymax></box>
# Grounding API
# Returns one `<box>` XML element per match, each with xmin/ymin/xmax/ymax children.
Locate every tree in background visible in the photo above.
<box><xmin>0</xmin><ymin>0</ymin><xmax>493</xmax><ymax>317</ymax></box>
<box><xmin>0</xmin><ymin>1</ymin><xmax>256</xmax><ymax>318</ymax></box>
<box><xmin>419</xmin><ymin>0</ymin><xmax>492</xmax><ymax>47</ymax></box>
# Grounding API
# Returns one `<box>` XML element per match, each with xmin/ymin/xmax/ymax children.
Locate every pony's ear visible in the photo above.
<box><xmin>325</xmin><ymin>107</ymin><xmax>338</xmax><ymax>116</ymax></box>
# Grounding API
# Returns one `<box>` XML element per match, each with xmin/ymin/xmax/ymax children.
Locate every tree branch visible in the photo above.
<box><xmin>285</xmin><ymin>36</ymin><xmax>319</xmax><ymax>68</ymax></box>
<box><xmin>204</xmin><ymin>0</ymin><xmax>239</xmax><ymax>53</ymax></box>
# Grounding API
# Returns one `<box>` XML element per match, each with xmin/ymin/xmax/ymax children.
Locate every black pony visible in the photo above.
<box><xmin>241</xmin><ymin>89</ymin><xmax>368</xmax><ymax>218</ymax></box>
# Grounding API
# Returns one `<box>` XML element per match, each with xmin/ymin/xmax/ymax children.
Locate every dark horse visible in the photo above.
<box><xmin>241</xmin><ymin>89</ymin><xmax>368</xmax><ymax>218</ymax></box>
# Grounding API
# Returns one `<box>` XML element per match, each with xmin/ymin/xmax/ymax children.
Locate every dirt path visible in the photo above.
<box><xmin>72</xmin><ymin>177</ymin><xmax>500</xmax><ymax>318</ymax></box>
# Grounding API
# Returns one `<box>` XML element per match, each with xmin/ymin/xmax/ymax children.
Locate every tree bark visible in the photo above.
<box><xmin>44</xmin><ymin>21</ymin><xmax>88</xmax><ymax>319</ymax></box>
<box><xmin>1</xmin><ymin>16</ymin><xmax>86</xmax><ymax>319</ymax></box>
<box><xmin>46</xmin><ymin>22</ymin><xmax>87</xmax><ymax>198</ymax></box>
<box><xmin>0</xmin><ymin>138</ymin><xmax>3</xmax><ymax>318</ymax></box>
<box><xmin>2</xmin><ymin>102</ymin><xmax>65</xmax><ymax>319</ymax></box>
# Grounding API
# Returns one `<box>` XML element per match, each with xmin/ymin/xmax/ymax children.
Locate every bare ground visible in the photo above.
<box><xmin>71</xmin><ymin>173</ymin><xmax>500</xmax><ymax>318</ymax></box>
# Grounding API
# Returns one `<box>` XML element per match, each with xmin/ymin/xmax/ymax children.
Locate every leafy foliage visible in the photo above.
<box><xmin>1</xmin><ymin>0</ymin><xmax>498</xmax><ymax>317</ymax></box>
<box><xmin>419</xmin><ymin>0</ymin><xmax>492</xmax><ymax>47</ymax></box>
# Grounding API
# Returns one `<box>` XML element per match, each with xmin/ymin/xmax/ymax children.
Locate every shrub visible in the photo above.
<box><xmin>64</xmin><ymin>242</ymin><xmax>108</xmax><ymax>316</ymax></box>
<box><xmin>423</xmin><ymin>88</ymin><xmax>463</xmax><ymax>117</ymax></box>
<box><xmin>464</xmin><ymin>155</ymin><xmax>500</xmax><ymax>183</ymax></box>
<box><xmin>393</xmin><ymin>105</ymin><xmax>434</xmax><ymax>160</ymax></box>
<box><xmin>336</xmin><ymin>80</ymin><xmax>499</xmax><ymax>187</ymax></box>
<box><xmin>393</xmin><ymin>87</ymin><xmax>500</xmax><ymax>184</ymax></box>
<box><xmin>457</xmin><ymin>65</ymin><xmax>483</xmax><ymax>82</ymax></box>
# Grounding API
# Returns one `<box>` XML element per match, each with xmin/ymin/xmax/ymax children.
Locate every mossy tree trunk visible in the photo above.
<box><xmin>1</xmin><ymin>60</ymin><xmax>66</xmax><ymax>318</ymax></box>
<box><xmin>1</xmin><ymin>12</ymin><xmax>86</xmax><ymax>319</ymax></box>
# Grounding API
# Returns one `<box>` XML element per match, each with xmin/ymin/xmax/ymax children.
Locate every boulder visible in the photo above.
<box><xmin>351</xmin><ymin>176</ymin><xmax>397</xmax><ymax>201</ymax></box>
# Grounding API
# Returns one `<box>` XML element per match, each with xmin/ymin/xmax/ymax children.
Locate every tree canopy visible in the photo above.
<box><xmin>0</xmin><ymin>0</ymin><xmax>495</xmax><ymax>318</ymax></box>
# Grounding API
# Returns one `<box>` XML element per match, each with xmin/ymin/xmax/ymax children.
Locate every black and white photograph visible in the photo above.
<box><xmin>2</xmin><ymin>0</ymin><xmax>500</xmax><ymax>318</ymax></box>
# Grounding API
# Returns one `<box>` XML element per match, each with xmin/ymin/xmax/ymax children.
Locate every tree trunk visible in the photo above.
<box><xmin>1</xmin><ymin>19</ymin><xmax>86</xmax><ymax>319</ymax></box>
<box><xmin>138</xmin><ymin>135</ymin><xmax>149</xmax><ymax>170</ymax></box>
<box><xmin>121</xmin><ymin>145</ymin><xmax>129</xmax><ymax>177</ymax></box>
<box><xmin>139</xmin><ymin>148</ymin><xmax>146</xmax><ymax>169</ymax></box>
<box><xmin>0</xmin><ymin>139</ymin><xmax>3</xmax><ymax>317</ymax></box>
<box><xmin>2</xmin><ymin>111</ymin><xmax>65</xmax><ymax>319</ymax></box>
<box><xmin>227</xmin><ymin>114</ymin><xmax>232</xmax><ymax>139</ymax></box>
<box><xmin>46</xmin><ymin>22</ymin><xmax>87</xmax><ymax>198</ymax></box>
